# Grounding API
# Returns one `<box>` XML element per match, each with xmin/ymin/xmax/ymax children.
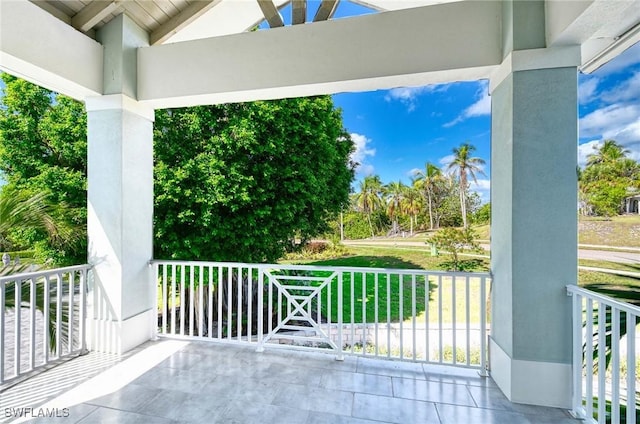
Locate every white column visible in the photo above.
<box><xmin>85</xmin><ymin>15</ymin><xmax>155</xmax><ymax>354</ymax></box>
<box><xmin>489</xmin><ymin>50</ymin><xmax>579</xmax><ymax>408</ymax></box>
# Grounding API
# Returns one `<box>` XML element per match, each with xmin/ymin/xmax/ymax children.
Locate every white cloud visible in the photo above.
<box><xmin>443</xmin><ymin>81</ymin><xmax>490</xmax><ymax>128</ymax></box>
<box><xmin>578</xmin><ymin>140</ymin><xmax>602</xmax><ymax>167</ymax></box>
<box><xmin>601</xmin><ymin>71</ymin><xmax>640</xmax><ymax>103</ymax></box>
<box><xmin>469</xmin><ymin>178</ymin><xmax>491</xmax><ymax>203</ymax></box>
<box><xmin>438</xmin><ymin>154</ymin><xmax>455</xmax><ymax>168</ymax></box>
<box><xmin>580</xmin><ymin>103</ymin><xmax>640</xmax><ymax>140</ymax></box>
<box><xmin>385</xmin><ymin>83</ymin><xmax>449</xmax><ymax>112</ymax></box>
<box><xmin>579</xmin><ymin>103</ymin><xmax>640</xmax><ymax>163</ymax></box>
<box><xmin>578</xmin><ymin>77</ymin><xmax>599</xmax><ymax>104</ymax></box>
<box><xmin>350</xmin><ymin>133</ymin><xmax>376</xmax><ymax>176</ymax></box>
<box><xmin>407</xmin><ymin>168</ymin><xmax>421</xmax><ymax>177</ymax></box>
<box><xmin>594</xmin><ymin>42</ymin><xmax>640</xmax><ymax>76</ymax></box>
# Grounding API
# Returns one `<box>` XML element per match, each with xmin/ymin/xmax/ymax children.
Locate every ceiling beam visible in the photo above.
<box><xmin>292</xmin><ymin>0</ymin><xmax>306</xmax><ymax>25</ymax></box>
<box><xmin>0</xmin><ymin>0</ymin><xmax>103</xmax><ymax>100</ymax></box>
<box><xmin>138</xmin><ymin>1</ymin><xmax>502</xmax><ymax>109</ymax></box>
<box><xmin>150</xmin><ymin>0</ymin><xmax>222</xmax><ymax>45</ymax></box>
<box><xmin>72</xmin><ymin>1</ymin><xmax>122</xmax><ymax>33</ymax></box>
<box><xmin>313</xmin><ymin>0</ymin><xmax>339</xmax><ymax>22</ymax></box>
<box><xmin>257</xmin><ymin>0</ymin><xmax>284</xmax><ymax>28</ymax></box>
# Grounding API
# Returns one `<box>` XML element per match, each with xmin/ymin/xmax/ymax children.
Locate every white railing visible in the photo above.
<box><xmin>568</xmin><ymin>285</ymin><xmax>639</xmax><ymax>424</ymax></box>
<box><xmin>0</xmin><ymin>265</ymin><xmax>90</xmax><ymax>388</ymax></box>
<box><xmin>152</xmin><ymin>260</ymin><xmax>491</xmax><ymax>370</ymax></box>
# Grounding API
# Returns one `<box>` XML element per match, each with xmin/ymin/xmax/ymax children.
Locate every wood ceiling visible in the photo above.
<box><xmin>30</xmin><ymin>0</ymin><xmax>343</xmax><ymax>45</ymax></box>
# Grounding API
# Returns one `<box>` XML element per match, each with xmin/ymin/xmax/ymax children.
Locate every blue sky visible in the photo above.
<box><xmin>2</xmin><ymin>1</ymin><xmax>639</xmax><ymax>202</ymax></box>
<box><xmin>334</xmin><ymin>39</ymin><xmax>640</xmax><ymax>203</ymax></box>
<box><xmin>312</xmin><ymin>3</ymin><xmax>640</xmax><ymax>203</ymax></box>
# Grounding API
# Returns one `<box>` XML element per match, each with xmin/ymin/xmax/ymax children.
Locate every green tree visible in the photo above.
<box><xmin>354</xmin><ymin>175</ymin><xmax>383</xmax><ymax>237</ymax></box>
<box><xmin>154</xmin><ymin>97</ymin><xmax>354</xmax><ymax>262</ymax></box>
<box><xmin>402</xmin><ymin>182</ymin><xmax>422</xmax><ymax>235</ymax></box>
<box><xmin>428</xmin><ymin>227</ymin><xmax>480</xmax><ymax>271</ymax></box>
<box><xmin>0</xmin><ymin>74</ymin><xmax>87</xmax><ymax>265</ymax></box>
<box><xmin>580</xmin><ymin>140</ymin><xmax>639</xmax><ymax>217</ymax></box>
<box><xmin>384</xmin><ymin>180</ymin><xmax>406</xmax><ymax>235</ymax></box>
<box><xmin>447</xmin><ymin>143</ymin><xmax>486</xmax><ymax>228</ymax></box>
<box><xmin>415</xmin><ymin>162</ymin><xmax>443</xmax><ymax>230</ymax></box>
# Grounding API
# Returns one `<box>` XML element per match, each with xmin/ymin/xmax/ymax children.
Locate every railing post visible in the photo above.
<box><xmin>336</xmin><ymin>272</ymin><xmax>344</xmax><ymax>361</ymax></box>
<box><xmin>257</xmin><ymin>266</ymin><xmax>264</xmax><ymax>352</ymax></box>
<box><xmin>0</xmin><ymin>281</ymin><xmax>5</xmax><ymax>385</ymax></box>
<box><xmin>79</xmin><ymin>267</ymin><xmax>88</xmax><ymax>354</ymax></box>
<box><xmin>479</xmin><ymin>276</ymin><xmax>488</xmax><ymax>377</ymax></box>
<box><xmin>151</xmin><ymin>261</ymin><xmax>159</xmax><ymax>341</ymax></box>
<box><xmin>569</xmin><ymin>288</ymin><xmax>585</xmax><ymax>419</ymax></box>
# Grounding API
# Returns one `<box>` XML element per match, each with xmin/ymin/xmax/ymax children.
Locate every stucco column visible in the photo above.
<box><xmin>489</xmin><ymin>56</ymin><xmax>578</xmax><ymax>407</ymax></box>
<box><xmin>85</xmin><ymin>15</ymin><xmax>155</xmax><ymax>354</ymax></box>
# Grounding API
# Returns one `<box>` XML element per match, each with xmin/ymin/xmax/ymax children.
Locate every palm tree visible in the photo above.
<box><xmin>586</xmin><ymin>140</ymin><xmax>630</xmax><ymax>166</ymax></box>
<box><xmin>384</xmin><ymin>180</ymin><xmax>405</xmax><ymax>235</ymax></box>
<box><xmin>447</xmin><ymin>143</ymin><xmax>486</xmax><ymax>228</ymax></box>
<box><xmin>1</xmin><ymin>190</ymin><xmax>78</xmax><ymax>349</ymax></box>
<box><xmin>402</xmin><ymin>182</ymin><xmax>422</xmax><ymax>235</ymax></box>
<box><xmin>415</xmin><ymin>162</ymin><xmax>443</xmax><ymax>230</ymax></box>
<box><xmin>354</xmin><ymin>175</ymin><xmax>383</xmax><ymax>237</ymax></box>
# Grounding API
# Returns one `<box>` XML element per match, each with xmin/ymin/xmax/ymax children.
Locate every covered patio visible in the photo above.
<box><xmin>2</xmin><ymin>0</ymin><xmax>640</xmax><ymax>422</ymax></box>
<box><xmin>1</xmin><ymin>340</ymin><xmax>579</xmax><ymax>423</ymax></box>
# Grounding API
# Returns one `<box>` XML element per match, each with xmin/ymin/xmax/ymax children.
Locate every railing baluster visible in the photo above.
<box><xmin>337</xmin><ymin>272</ymin><xmax>343</xmax><ymax>359</ymax></box>
<box><xmin>227</xmin><ymin>266</ymin><xmax>233</xmax><ymax>340</ymax></box>
<box><xmin>56</xmin><ymin>273</ymin><xmax>62</xmax><ymax>358</ymax></box>
<box><xmin>248</xmin><ymin>267</ymin><xmax>253</xmax><ymax>343</ymax></box>
<box><xmin>79</xmin><ymin>268</ymin><xmax>87</xmax><ymax>353</ymax></box>
<box><xmin>161</xmin><ymin>264</ymin><xmax>167</xmax><ymax>335</ymax></box>
<box><xmin>465</xmin><ymin>276</ymin><xmax>470</xmax><ymax>366</ymax></box>
<box><xmin>180</xmin><ymin>265</ymin><xmax>185</xmax><ymax>336</ymax></box>
<box><xmin>399</xmin><ymin>274</ymin><xmax>404</xmax><ymax>360</ymax></box>
<box><xmin>438</xmin><ymin>275</ymin><xmax>443</xmax><ymax>363</ymax></box>
<box><xmin>268</xmin><ymin>270</ymin><xmax>273</xmax><ymax>338</ymax></box>
<box><xmin>425</xmin><ymin>274</ymin><xmax>430</xmax><ymax>363</ymax></box>
<box><xmin>170</xmin><ymin>264</ymin><xmax>176</xmax><ymax>335</ymax></box>
<box><xmin>208</xmin><ymin>265</ymin><xmax>213</xmax><ymax>338</ymax></box>
<box><xmin>198</xmin><ymin>265</ymin><xmax>204</xmax><ymax>338</ymax></box>
<box><xmin>362</xmin><ymin>272</ymin><xmax>366</xmax><ymax>357</ymax></box>
<box><xmin>626</xmin><ymin>311</ymin><xmax>636</xmax><ymax>424</ymax></box>
<box><xmin>412</xmin><ymin>274</ymin><xmax>416</xmax><ymax>361</ymax></box>
<box><xmin>597</xmin><ymin>302</ymin><xmax>606</xmax><ymax>424</ymax></box>
<box><xmin>611</xmin><ymin>307</ymin><xmax>620</xmax><ymax>424</ymax></box>
<box><xmin>0</xmin><ymin>281</ymin><xmax>5</xmax><ymax>384</ymax></box>
<box><xmin>386</xmin><ymin>272</ymin><xmax>391</xmax><ymax>359</ymax></box>
<box><xmin>479</xmin><ymin>276</ymin><xmax>486</xmax><ymax>373</ymax></box>
<box><xmin>189</xmin><ymin>265</ymin><xmax>195</xmax><ymax>337</ymax></box>
<box><xmin>30</xmin><ymin>278</ymin><xmax>36</xmax><ymax>367</ymax></box>
<box><xmin>237</xmin><ymin>267</ymin><xmax>242</xmax><ymax>341</ymax></box>
<box><xmin>374</xmin><ymin>272</ymin><xmax>379</xmax><ymax>357</ymax></box>
<box><xmin>350</xmin><ymin>271</ymin><xmax>354</xmax><ymax>355</ymax></box>
<box><xmin>14</xmin><ymin>280</ymin><xmax>21</xmax><ymax>377</ymax></box>
<box><xmin>452</xmin><ymin>276</ymin><xmax>457</xmax><ymax>365</ymax></box>
<box><xmin>257</xmin><ymin>267</ymin><xmax>264</xmax><ymax>348</ymax></box>
<box><xmin>585</xmin><ymin>298</ymin><xmax>594</xmax><ymax>419</ymax></box>
<box><xmin>217</xmin><ymin>265</ymin><xmax>223</xmax><ymax>339</ymax></box>
<box><xmin>43</xmin><ymin>276</ymin><xmax>50</xmax><ymax>364</ymax></box>
<box><xmin>68</xmin><ymin>272</ymin><xmax>74</xmax><ymax>354</ymax></box>
<box><xmin>571</xmin><ymin>291</ymin><xmax>583</xmax><ymax>418</ymax></box>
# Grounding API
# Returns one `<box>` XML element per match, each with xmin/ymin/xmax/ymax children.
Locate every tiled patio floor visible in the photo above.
<box><xmin>1</xmin><ymin>340</ymin><xmax>581</xmax><ymax>423</ymax></box>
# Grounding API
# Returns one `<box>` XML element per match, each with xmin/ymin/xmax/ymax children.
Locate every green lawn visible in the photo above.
<box><xmin>285</xmin><ymin>247</ymin><xmax>490</xmax><ymax>325</ymax></box>
<box><xmin>284</xmin><ymin>245</ymin><xmax>639</xmax><ymax>324</ymax></box>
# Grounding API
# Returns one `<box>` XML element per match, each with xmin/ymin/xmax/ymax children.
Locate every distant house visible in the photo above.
<box><xmin>624</xmin><ymin>193</ymin><xmax>640</xmax><ymax>214</ymax></box>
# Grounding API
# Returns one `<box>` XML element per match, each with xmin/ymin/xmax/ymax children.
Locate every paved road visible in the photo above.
<box><xmin>343</xmin><ymin>240</ymin><xmax>640</xmax><ymax>264</ymax></box>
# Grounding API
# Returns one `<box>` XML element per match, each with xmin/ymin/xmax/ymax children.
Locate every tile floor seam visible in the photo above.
<box><xmin>76</xmin><ymin>404</ymin><xmax>175</xmax><ymax>422</ymax></box>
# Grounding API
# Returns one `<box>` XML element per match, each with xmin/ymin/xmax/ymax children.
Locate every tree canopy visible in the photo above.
<box><xmin>154</xmin><ymin>97</ymin><xmax>355</xmax><ymax>262</ymax></box>
<box><xmin>580</xmin><ymin>140</ymin><xmax>639</xmax><ymax>217</ymax></box>
<box><xmin>0</xmin><ymin>74</ymin><xmax>87</xmax><ymax>265</ymax></box>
